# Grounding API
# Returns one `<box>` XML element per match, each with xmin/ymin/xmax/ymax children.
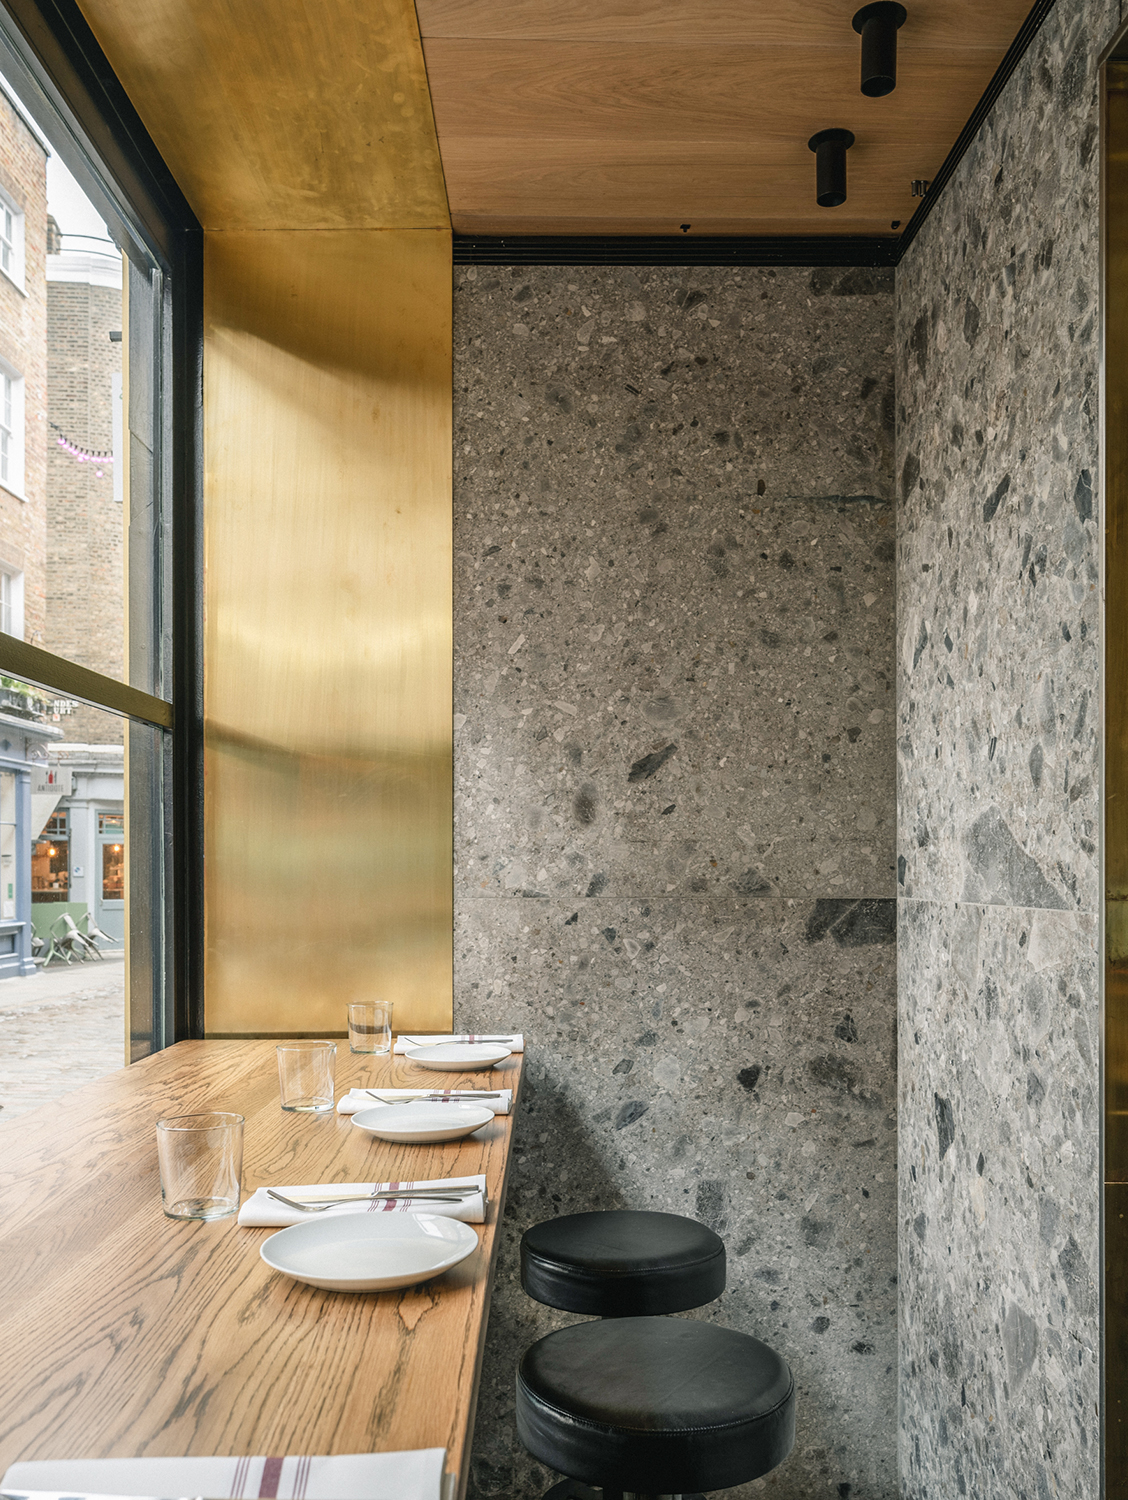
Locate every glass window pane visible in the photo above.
<box><xmin>0</xmin><ymin>768</ymin><xmax>15</xmax><ymax>920</ymax></box>
<box><xmin>101</xmin><ymin>839</ymin><xmax>123</xmax><ymax>902</ymax></box>
<box><xmin>0</xmin><ymin>43</ymin><xmax>180</xmax><ymax>1088</ymax></box>
<box><xmin>0</xmin><ymin>79</ymin><xmax>168</xmax><ymax>701</ymax></box>
<box><xmin>0</xmin><ymin>692</ymin><xmax>169</xmax><ymax>1111</ymax></box>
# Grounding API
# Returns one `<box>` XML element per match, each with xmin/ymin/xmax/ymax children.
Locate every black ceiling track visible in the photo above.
<box><xmin>453</xmin><ymin>0</ymin><xmax>1058</xmax><ymax>270</ymax></box>
<box><xmin>895</xmin><ymin>0</ymin><xmax>1058</xmax><ymax>256</ymax></box>
<box><xmin>453</xmin><ymin>234</ymin><xmax>899</xmax><ymax>267</ymax></box>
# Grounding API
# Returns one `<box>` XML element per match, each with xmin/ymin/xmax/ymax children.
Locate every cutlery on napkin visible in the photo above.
<box><xmin>1</xmin><ymin>1450</ymin><xmax>447</xmax><ymax>1500</ymax></box>
<box><xmin>394</xmin><ymin>1033</ymin><xmax>524</xmax><ymax>1053</ymax></box>
<box><xmin>337</xmin><ymin>1088</ymin><xmax>512</xmax><ymax>1115</ymax></box>
<box><xmin>238</xmin><ymin>1175</ymin><xmax>488</xmax><ymax>1227</ymax></box>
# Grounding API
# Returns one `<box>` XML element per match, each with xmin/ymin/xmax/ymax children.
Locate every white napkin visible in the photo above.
<box><xmin>394</xmin><ymin>1033</ymin><xmax>524</xmax><ymax>1053</ymax></box>
<box><xmin>0</xmin><ymin>1451</ymin><xmax>446</xmax><ymax>1500</ymax></box>
<box><xmin>337</xmin><ymin>1088</ymin><xmax>511</xmax><ymax>1116</ymax></box>
<box><xmin>237</xmin><ymin>1175</ymin><xmax>487</xmax><ymax>1228</ymax></box>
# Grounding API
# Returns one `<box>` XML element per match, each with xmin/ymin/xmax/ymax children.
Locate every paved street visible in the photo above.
<box><xmin>0</xmin><ymin>955</ymin><xmax>125</xmax><ymax>1123</ymax></box>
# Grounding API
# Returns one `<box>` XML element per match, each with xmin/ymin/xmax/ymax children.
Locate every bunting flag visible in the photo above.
<box><xmin>49</xmin><ymin>421</ymin><xmax>113</xmax><ymax>478</ymax></box>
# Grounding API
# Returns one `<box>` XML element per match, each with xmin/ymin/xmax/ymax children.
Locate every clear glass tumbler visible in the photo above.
<box><xmin>156</xmin><ymin>1111</ymin><xmax>244</xmax><ymax>1220</ymax></box>
<box><xmin>347</xmin><ymin>1001</ymin><xmax>393</xmax><ymax>1055</ymax></box>
<box><xmin>276</xmin><ymin>1040</ymin><xmax>336</xmax><ymax>1112</ymax></box>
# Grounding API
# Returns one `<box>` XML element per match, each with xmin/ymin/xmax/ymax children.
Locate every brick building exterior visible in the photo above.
<box><xmin>0</xmin><ymin>85</ymin><xmax>48</xmax><ymax>647</ymax></box>
<box><xmin>46</xmin><ymin>254</ymin><xmax>123</xmax><ymax>745</ymax></box>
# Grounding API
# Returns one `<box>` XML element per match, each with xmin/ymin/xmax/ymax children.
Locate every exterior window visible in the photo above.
<box><xmin>0</xmin><ymin>367</ymin><xmax>24</xmax><ymax>495</ymax></box>
<box><xmin>0</xmin><ymin>770</ymin><xmax>15</xmax><ymax>920</ymax></box>
<box><xmin>32</xmin><ymin>817</ymin><xmax>68</xmax><ymax>902</ymax></box>
<box><xmin>0</xmin><ymin>191</ymin><xmax>24</xmax><ymax>289</ymax></box>
<box><xmin>1</xmin><ymin>203</ymin><xmax>13</xmax><ymax>275</ymax></box>
<box><xmin>0</xmin><ymin>569</ymin><xmax>23</xmax><ymax>636</ymax></box>
<box><xmin>102</xmin><ymin>839</ymin><xmax>123</xmax><ymax>901</ymax></box>
<box><xmin>0</xmin><ymin>14</ymin><xmax>196</xmax><ymax>1048</ymax></box>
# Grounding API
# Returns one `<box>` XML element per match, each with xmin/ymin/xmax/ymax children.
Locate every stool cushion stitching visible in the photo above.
<box><xmin>525</xmin><ymin>1247</ymin><xmax>723</xmax><ymax>1274</ymax></box>
<box><xmin>517</xmin><ymin>1378</ymin><xmax>796</xmax><ymax>1438</ymax></box>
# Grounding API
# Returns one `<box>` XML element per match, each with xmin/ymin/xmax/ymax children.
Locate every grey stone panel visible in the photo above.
<box><xmin>457</xmin><ymin>494</ymin><xmax>895</xmax><ymax>909</ymax></box>
<box><xmin>898</xmin><ymin>900</ymin><xmax>1099</xmax><ymax>1500</ymax></box>
<box><xmin>896</xmin><ymin>0</ymin><xmax>1115</xmax><ymax>1494</ymax></box>
<box><xmin>896</xmin><ymin>0</ymin><xmax>1107</xmax><ymax>918</ymax></box>
<box><xmin>458</xmin><ymin>896</ymin><xmax>897</xmax><ymax>1500</ymax></box>
<box><xmin>454</xmin><ymin>266</ymin><xmax>898</xmax><ymax>1497</ymax></box>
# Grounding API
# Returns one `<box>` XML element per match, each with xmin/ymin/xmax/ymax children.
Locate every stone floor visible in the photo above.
<box><xmin>0</xmin><ymin>955</ymin><xmax>126</xmax><ymax>1123</ymax></box>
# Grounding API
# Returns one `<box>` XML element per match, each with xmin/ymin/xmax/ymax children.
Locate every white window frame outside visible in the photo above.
<box><xmin>0</xmin><ymin>360</ymin><xmax>25</xmax><ymax>499</ymax></box>
<box><xmin>0</xmin><ymin>186</ymin><xmax>26</xmax><ymax>292</ymax></box>
<box><xmin>0</xmin><ymin>568</ymin><xmax>24</xmax><ymax>637</ymax></box>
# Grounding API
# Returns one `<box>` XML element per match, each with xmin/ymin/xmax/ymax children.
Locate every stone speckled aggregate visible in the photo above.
<box><xmin>898</xmin><ymin>902</ymin><xmax>1099</xmax><ymax>1500</ymax></box>
<box><xmin>896</xmin><ymin>0</ymin><xmax>1114</xmax><ymax>1494</ymax></box>
<box><xmin>454</xmin><ymin>266</ymin><xmax>897</xmax><ymax>1498</ymax></box>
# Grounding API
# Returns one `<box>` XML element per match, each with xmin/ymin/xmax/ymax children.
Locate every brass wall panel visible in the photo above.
<box><xmin>76</xmin><ymin>0</ymin><xmax>448</xmax><ymax>230</ymax></box>
<box><xmin>203</xmin><ymin>228</ymin><xmax>452</xmax><ymax>1035</ymax></box>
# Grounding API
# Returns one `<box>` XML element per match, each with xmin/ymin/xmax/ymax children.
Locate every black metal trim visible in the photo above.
<box><xmin>453</xmin><ymin>234</ymin><xmax>899</xmax><ymax>267</ymax></box>
<box><xmin>170</xmin><ymin>226</ymin><xmax>205</xmax><ymax>1043</ymax></box>
<box><xmin>894</xmin><ymin>0</ymin><xmax>1059</xmax><ymax>257</ymax></box>
<box><xmin>0</xmin><ymin>0</ymin><xmax>197</xmax><ymax>260</ymax></box>
<box><xmin>2</xmin><ymin>0</ymin><xmax>205</xmax><ymax>1043</ymax></box>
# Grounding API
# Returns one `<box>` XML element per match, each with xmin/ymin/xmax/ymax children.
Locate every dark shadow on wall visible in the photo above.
<box><xmin>468</xmin><ymin>1068</ymin><xmax>628</xmax><ymax>1500</ymax></box>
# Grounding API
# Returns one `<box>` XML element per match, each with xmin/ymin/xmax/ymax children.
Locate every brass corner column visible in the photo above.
<box><xmin>77</xmin><ymin>0</ymin><xmax>454</xmax><ymax>1033</ymax></box>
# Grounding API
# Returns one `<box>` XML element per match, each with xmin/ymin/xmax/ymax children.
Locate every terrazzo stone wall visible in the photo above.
<box><xmin>895</xmin><ymin>0</ymin><xmax>1114</xmax><ymax>1494</ymax></box>
<box><xmin>453</xmin><ymin>266</ymin><xmax>898</xmax><ymax>1499</ymax></box>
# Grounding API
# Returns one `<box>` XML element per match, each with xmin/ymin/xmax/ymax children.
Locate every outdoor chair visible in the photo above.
<box><xmin>41</xmin><ymin>912</ymin><xmax>87</xmax><ymax>966</ymax></box>
<box><xmin>75</xmin><ymin>910</ymin><xmax>110</xmax><ymax>959</ymax></box>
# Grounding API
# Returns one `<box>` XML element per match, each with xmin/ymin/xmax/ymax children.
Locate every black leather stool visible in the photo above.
<box><xmin>520</xmin><ymin>1210</ymin><xmax>725</xmax><ymax>1316</ymax></box>
<box><xmin>517</xmin><ymin>1316</ymin><xmax>795</xmax><ymax>1499</ymax></box>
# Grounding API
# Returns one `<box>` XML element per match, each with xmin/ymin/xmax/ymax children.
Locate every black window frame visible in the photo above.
<box><xmin>0</xmin><ymin>0</ymin><xmax>202</xmax><ymax>1043</ymax></box>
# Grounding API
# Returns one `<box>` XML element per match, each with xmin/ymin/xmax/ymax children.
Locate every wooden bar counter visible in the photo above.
<box><xmin>0</xmin><ymin>1040</ymin><xmax>524</xmax><ymax>1497</ymax></box>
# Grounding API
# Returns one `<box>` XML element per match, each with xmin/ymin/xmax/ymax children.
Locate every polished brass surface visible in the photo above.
<box><xmin>75</xmin><ymin>0</ymin><xmax>449</xmax><ymax>231</ymax></box>
<box><xmin>1107</xmin><ymin>54</ymin><xmax>1128</xmax><ymax>1492</ymax></box>
<box><xmin>203</xmin><ymin>229</ymin><xmax>452</xmax><ymax>1035</ymax></box>
<box><xmin>0</xmin><ymin>634</ymin><xmax>172</xmax><ymax>729</ymax></box>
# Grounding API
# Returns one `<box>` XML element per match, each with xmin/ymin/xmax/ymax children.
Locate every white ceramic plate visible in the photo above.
<box><xmin>260</xmin><ymin>1212</ymin><xmax>479</xmax><ymax>1292</ymax></box>
<box><xmin>403</xmin><ymin>1042</ymin><xmax>511</xmax><ymax>1072</ymax></box>
<box><xmin>350</xmin><ymin>1101</ymin><xmax>494</xmax><ymax>1144</ymax></box>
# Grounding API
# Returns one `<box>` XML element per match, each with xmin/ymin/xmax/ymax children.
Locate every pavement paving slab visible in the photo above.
<box><xmin>0</xmin><ymin>956</ymin><xmax>125</xmax><ymax>1124</ymax></box>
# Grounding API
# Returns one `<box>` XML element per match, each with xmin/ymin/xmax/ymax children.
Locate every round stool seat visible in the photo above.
<box><xmin>517</xmin><ymin>1316</ymin><xmax>795</xmax><ymax>1494</ymax></box>
<box><xmin>520</xmin><ymin>1209</ymin><xmax>725</xmax><ymax>1315</ymax></box>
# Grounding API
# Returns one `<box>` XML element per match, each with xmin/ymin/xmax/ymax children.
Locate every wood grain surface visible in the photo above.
<box><xmin>416</xmin><ymin>0</ymin><xmax>1035</xmax><ymax>236</ymax></box>
<box><xmin>417</xmin><ymin>0</ymin><xmax>1027</xmax><ymax>48</ymax></box>
<box><xmin>0</xmin><ymin>1041</ymin><xmax>523</xmax><ymax>1498</ymax></box>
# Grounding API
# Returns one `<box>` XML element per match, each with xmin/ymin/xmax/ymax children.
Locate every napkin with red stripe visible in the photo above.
<box><xmin>1</xmin><ymin>1449</ymin><xmax>446</xmax><ymax>1500</ymax></box>
<box><xmin>237</xmin><ymin>1174</ymin><xmax>487</xmax><ymax>1228</ymax></box>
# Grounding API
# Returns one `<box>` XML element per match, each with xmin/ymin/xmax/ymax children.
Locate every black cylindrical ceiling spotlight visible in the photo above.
<box><xmin>808</xmin><ymin>128</ymin><xmax>855</xmax><ymax>208</ymax></box>
<box><xmin>852</xmin><ymin>2</ymin><xmax>907</xmax><ymax>97</ymax></box>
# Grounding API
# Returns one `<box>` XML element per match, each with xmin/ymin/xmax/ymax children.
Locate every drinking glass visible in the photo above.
<box><xmin>276</xmin><ymin>1040</ymin><xmax>336</xmax><ymax>1112</ymax></box>
<box><xmin>347</xmin><ymin>1001</ymin><xmax>393</xmax><ymax>1055</ymax></box>
<box><xmin>156</xmin><ymin>1111</ymin><xmax>244</xmax><ymax>1220</ymax></box>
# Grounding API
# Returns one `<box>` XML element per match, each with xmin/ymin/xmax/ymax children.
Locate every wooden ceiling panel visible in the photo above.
<box><xmin>417</xmin><ymin>0</ymin><xmax>1027</xmax><ymax>49</ymax></box>
<box><xmin>417</xmin><ymin>0</ymin><xmax>1036</xmax><ymax>238</ymax></box>
<box><xmin>424</xmin><ymin>43</ymin><xmax>976</xmax><ymax>142</ymax></box>
<box><xmin>435</xmin><ymin>137</ymin><xmax>926</xmax><ymax>235</ymax></box>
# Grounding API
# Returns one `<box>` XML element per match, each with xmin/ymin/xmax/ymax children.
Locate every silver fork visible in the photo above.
<box><xmin>401</xmin><ymin>1037</ymin><xmax>514</xmax><ymax>1047</ymax></box>
<box><xmin>363</xmin><ymin>1090</ymin><xmax>502</xmax><ymax>1103</ymax></box>
<box><xmin>267</xmin><ymin>1188</ymin><xmax>474</xmax><ymax>1213</ymax></box>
